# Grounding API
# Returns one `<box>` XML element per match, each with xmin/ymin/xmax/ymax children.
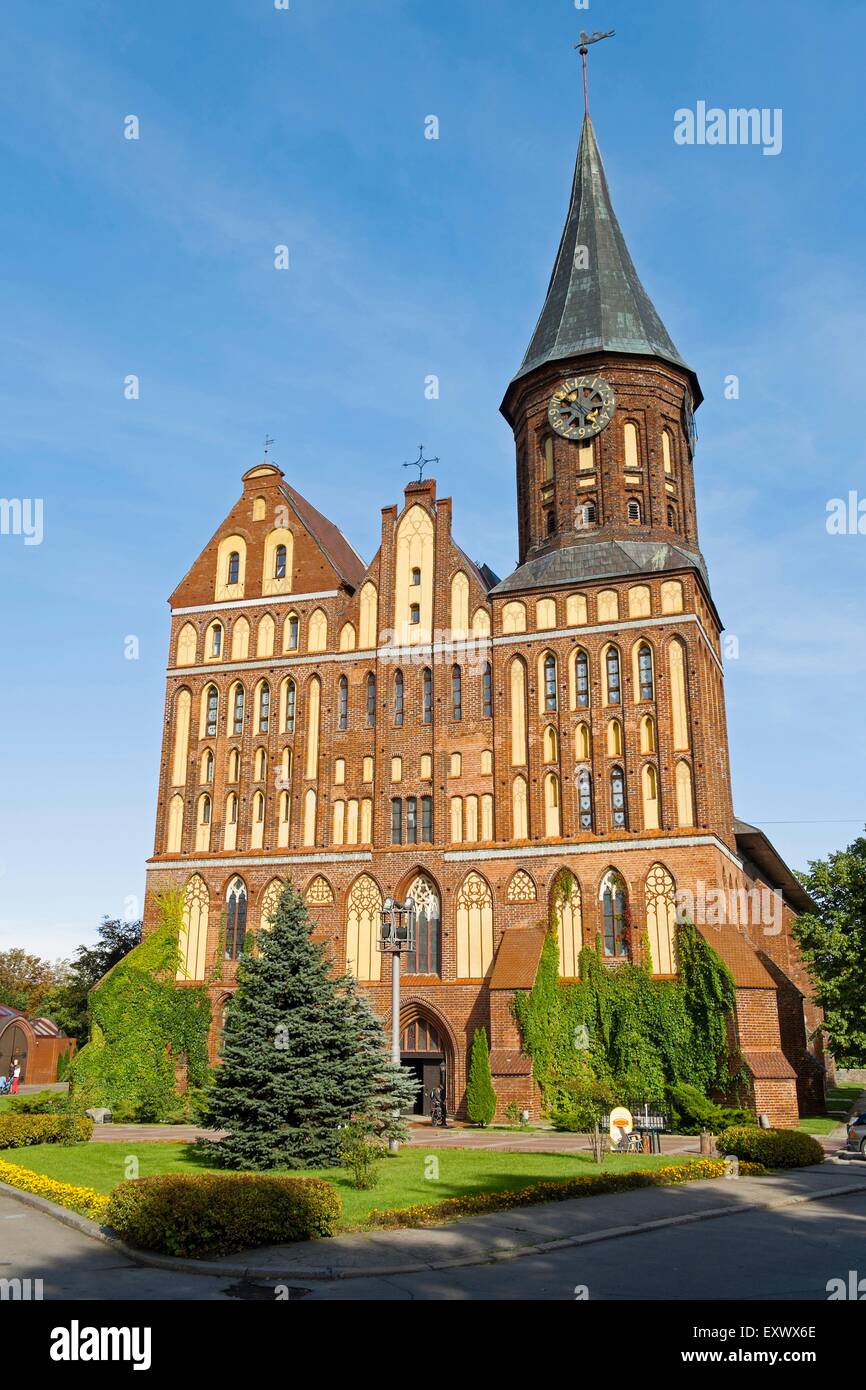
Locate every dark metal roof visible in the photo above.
<box><xmin>734</xmin><ymin>818</ymin><xmax>816</xmax><ymax>915</ymax></box>
<box><xmin>491</xmin><ymin>538</ymin><xmax>709</xmax><ymax>596</ymax></box>
<box><xmin>511</xmin><ymin>116</ymin><xmax>698</xmax><ymax>397</ymax></box>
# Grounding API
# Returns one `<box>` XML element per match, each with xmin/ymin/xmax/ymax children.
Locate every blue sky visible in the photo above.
<box><xmin>1</xmin><ymin>0</ymin><xmax>864</xmax><ymax>962</ymax></box>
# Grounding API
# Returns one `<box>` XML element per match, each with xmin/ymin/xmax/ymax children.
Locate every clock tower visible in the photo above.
<box><xmin>501</xmin><ymin>116</ymin><xmax>704</xmax><ymax>571</ymax></box>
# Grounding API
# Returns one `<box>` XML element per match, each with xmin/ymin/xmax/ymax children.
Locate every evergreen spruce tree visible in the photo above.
<box><xmin>466</xmin><ymin>1025</ymin><xmax>497</xmax><ymax>1126</ymax></box>
<box><xmin>202</xmin><ymin>883</ymin><xmax>392</xmax><ymax>1169</ymax></box>
<box><xmin>350</xmin><ymin>991</ymin><xmax>420</xmax><ymax>1146</ymax></box>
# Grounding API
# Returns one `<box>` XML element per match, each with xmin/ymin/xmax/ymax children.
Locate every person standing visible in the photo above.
<box><xmin>10</xmin><ymin>1059</ymin><xmax>21</xmax><ymax>1094</ymax></box>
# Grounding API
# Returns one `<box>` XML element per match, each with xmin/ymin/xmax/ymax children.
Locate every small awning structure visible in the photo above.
<box><xmin>489</xmin><ymin>927</ymin><xmax>547</xmax><ymax>991</ymax></box>
<box><xmin>741</xmin><ymin>1049</ymin><xmax>797</xmax><ymax>1081</ymax></box>
<box><xmin>489</xmin><ymin>1050</ymin><xmax>533</xmax><ymax>1077</ymax></box>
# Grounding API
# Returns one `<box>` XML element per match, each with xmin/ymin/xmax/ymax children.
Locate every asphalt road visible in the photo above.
<box><xmin>3</xmin><ymin>1182</ymin><xmax>866</xmax><ymax>1302</ymax></box>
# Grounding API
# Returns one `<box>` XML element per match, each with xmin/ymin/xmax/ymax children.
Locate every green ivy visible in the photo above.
<box><xmin>70</xmin><ymin>889</ymin><xmax>212</xmax><ymax>1120</ymax></box>
<box><xmin>513</xmin><ymin>896</ymin><xmax>737</xmax><ymax>1118</ymax></box>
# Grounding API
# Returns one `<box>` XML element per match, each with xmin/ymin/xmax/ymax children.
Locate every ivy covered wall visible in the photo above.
<box><xmin>513</xmin><ymin>911</ymin><xmax>738</xmax><ymax>1117</ymax></box>
<box><xmin>71</xmin><ymin>890</ymin><xmax>212</xmax><ymax>1120</ymax></box>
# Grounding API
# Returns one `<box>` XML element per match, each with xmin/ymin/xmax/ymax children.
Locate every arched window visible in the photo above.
<box><xmin>624</xmin><ymin>422</ymin><xmax>640</xmax><ymax>469</ymax></box>
<box><xmin>302</xmin><ymin>787</ymin><xmax>317</xmax><ymax>846</ymax></box>
<box><xmin>575</xmin><ymin>649</ymin><xmax>590</xmax><ymax>709</ymax></box>
<box><xmin>171</xmin><ymin>689</ymin><xmax>191</xmax><ymax>787</ymax></box>
<box><xmin>546</xmin><ymin>510</ymin><xmax>556</xmax><ymax>535</ymax></box>
<box><xmin>544</xmin><ymin>435</ymin><xmax>555</xmax><ymax>481</ymax></box>
<box><xmin>257</xmin><ymin>614</ymin><xmax>275</xmax><ymax>658</ymax></box>
<box><xmin>627</xmin><ymin>499</ymin><xmax>641</xmax><ymax>523</ymax></box>
<box><xmin>610</xmin><ymin>766</ymin><xmax>627</xmax><ymax>829</ymax></box>
<box><xmin>667</xmin><ymin>504</ymin><xmax>677</xmax><ymax>528</ymax></box>
<box><xmin>308</xmin><ymin>608</ymin><xmax>328</xmax><ymax>652</ymax></box>
<box><xmin>227</xmin><ymin>551</ymin><xmax>240</xmax><ymax>586</ymax></box>
<box><xmin>662</xmin><ymin>428</ymin><xmax>674</xmax><ymax>475</ymax></box>
<box><xmin>224</xmin><ymin>792</ymin><xmax>238</xmax><ymax>850</ymax></box>
<box><xmin>176</xmin><ymin>623</ymin><xmax>197</xmax><ymax>666</ymax></box>
<box><xmin>232</xmin><ymin>684</ymin><xmax>245</xmax><ymax>735</ymax></box>
<box><xmin>178</xmin><ymin>876</ymin><xmax>209</xmax><ymax>981</ymax></box>
<box><xmin>502</xmin><ymin>601</ymin><xmax>526</xmax><ymax>634</ymax></box>
<box><xmin>543</xmin><ymin>772</ymin><xmax>561</xmax><ymax>837</ymax></box>
<box><xmin>258</xmin><ymin>681</ymin><xmax>270</xmax><ymax>734</ymax></box>
<box><xmin>628</xmin><ymin>585</ymin><xmax>651</xmax><ymax>618</ymax></box>
<box><xmin>452</xmin><ymin>664</ymin><xmax>462</xmax><ymax>720</ymax></box>
<box><xmin>391</xmin><ymin>798</ymin><xmax>403</xmax><ymax>845</ymax></box>
<box><xmin>482</xmin><ymin>662</ymin><xmax>493</xmax><ymax>718</ymax></box>
<box><xmin>359</xmin><ymin>583</ymin><xmax>378</xmax><ymax>648</ymax></box>
<box><xmin>582</xmin><ymin>500</ymin><xmax>597</xmax><ymax>525</ymax></box>
<box><xmin>366</xmin><ymin>672</ymin><xmax>376</xmax><ymax>727</ymax></box>
<box><xmin>285</xmin><ymin>613</ymin><xmax>300</xmax><ymax>651</ymax></box>
<box><xmin>409</xmin><ymin>603</ymin><xmax>420</xmax><ymax>625</ymax></box>
<box><xmin>166</xmin><ymin>793</ymin><xmax>184</xmax><ymax>852</ymax></box>
<box><xmin>405</xmin><ymin>796</ymin><xmax>418</xmax><ymax>845</ymax></box>
<box><xmin>512</xmin><ymin>775</ymin><xmax>528</xmax><ymax>838</ymax></box>
<box><xmin>250</xmin><ymin>790</ymin><xmax>265</xmax><ymax>848</ymax></box>
<box><xmin>543</xmin><ymin>653</ymin><xmax>557</xmax><ymax>711</ymax></box>
<box><xmin>230</xmin><ymin>617</ymin><xmax>249</xmax><ymax>661</ymax></box>
<box><xmin>255</xmin><ymin>747</ymin><xmax>267</xmax><ymax>780</ymax></box>
<box><xmin>195</xmin><ymin>793</ymin><xmax>211</xmax><ymax>851</ymax></box>
<box><xmin>638</xmin><ymin>643</ymin><xmax>654</xmax><ymax>701</ymax></box>
<box><xmin>450</xmin><ymin>796</ymin><xmax>463</xmax><ymax>844</ymax></box>
<box><xmin>543</xmin><ymin>725</ymin><xmax>558</xmax><ymax>763</ymax></box>
<box><xmin>345</xmin><ymin>874</ymin><xmax>383</xmax><ymax>982</ymax></box>
<box><xmin>261</xmin><ymin>878</ymin><xmax>284</xmax><ymax>930</ymax></box>
<box><xmin>406</xmin><ymin>875</ymin><xmax>441</xmax><ymax>976</ymax></box>
<box><xmin>598</xmin><ymin>590</ymin><xmax>619</xmax><ymax>622</ymax></box>
<box><xmin>338</xmin><ymin>675</ymin><xmax>348</xmax><ymax>730</ymax></box>
<box><xmin>422</xmin><ymin>667</ymin><xmax>433</xmax><ymax>724</ymax></box>
<box><xmin>675</xmin><ymin>760</ymin><xmax>695</xmax><ymax>827</ymax></box>
<box><xmin>601</xmin><ymin>871</ymin><xmax>628</xmax><ymax>959</ymax></box>
<box><xmin>606</xmin><ymin>719</ymin><xmax>623</xmax><ymax>757</ymax></box>
<box><xmin>332</xmin><ymin>799</ymin><xmax>346</xmax><ymax>845</ymax></box>
<box><xmin>421</xmin><ymin>794</ymin><xmax>433</xmax><ymax>842</ymax></box>
<box><xmin>605</xmin><ymin>647</ymin><xmax>621</xmax><ymax>705</ymax></box>
<box><xmin>576</xmin><ymin>722</ymin><xmax>591</xmax><ymax>761</ymax></box>
<box><xmin>228</xmin><ymin>748</ymin><xmax>240</xmax><ymax>782</ymax></box>
<box><xmin>450</xmin><ymin>571</ymin><xmax>470</xmax><ymax>638</ymax></box>
<box><xmin>274</xmin><ymin>543</ymin><xmax>287</xmax><ymax>579</ymax></box>
<box><xmin>506</xmin><ymin>870</ymin><xmax>537</xmax><ymax>903</ymax></box>
<box><xmin>209</xmin><ymin>622</ymin><xmax>223</xmax><ymax>658</ymax></box>
<box><xmin>645</xmin><ymin>866</ymin><xmax>677</xmax><ymax>976</ymax></box>
<box><xmin>410</xmin><ymin>566</ymin><xmax>421</xmax><ymax>586</ymax></box>
<box><xmin>456</xmin><ymin>873</ymin><xmax>494</xmax><ymax>979</ymax></box>
<box><xmin>285</xmin><ymin>679</ymin><xmax>296</xmax><ymax>733</ymax></box>
<box><xmin>641</xmin><ymin>763</ymin><xmax>660</xmax><ymax>830</ymax></box>
<box><xmin>577</xmin><ymin>768</ymin><xmax>593</xmax><ymax>831</ymax></box>
<box><xmin>394</xmin><ymin>671</ymin><xmax>404</xmax><ymax>727</ymax></box>
<box><xmin>202</xmin><ymin>749</ymin><xmax>214</xmax><ymax>784</ymax></box>
<box><xmin>552</xmin><ymin>873</ymin><xmax>582</xmax><ymax>978</ymax></box>
<box><xmin>640</xmin><ymin>714</ymin><xmax>656</xmax><ymax>754</ymax></box>
<box><xmin>205</xmin><ymin>685</ymin><xmax>218</xmax><ymax>737</ymax></box>
<box><xmin>510</xmin><ymin>658</ymin><xmax>527</xmax><ymax>766</ymax></box>
<box><xmin>225</xmin><ymin>878</ymin><xmax>248</xmax><ymax>960</ymax></box>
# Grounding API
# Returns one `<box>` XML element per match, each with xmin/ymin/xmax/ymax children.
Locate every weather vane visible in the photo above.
<box><xmin>263</xmin><ymin>433</ymin><xmax>274</xmax><ymax>462</ymax></box>
<box><xmin>575</xmin><ymin>28</ymin><xmax>615</xmax><ymax>117</ymax></box>
<box><xmin>403</xmin><ymin>444</ymin><xmax>439</xmax><ymax>483</ymax></box>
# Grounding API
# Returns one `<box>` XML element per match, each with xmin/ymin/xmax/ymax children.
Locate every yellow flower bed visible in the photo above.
<box><xmin>367</xmin><ymin>1158</ymin><xmax>766</xmax><ymax>1230</ymax></box>
<box><xmin>0</xmin><ymin>1159</ymin><xmax>110</xmax><ymax>1223</ymax></box>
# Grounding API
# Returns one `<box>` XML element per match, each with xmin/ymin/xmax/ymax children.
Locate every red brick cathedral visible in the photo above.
<box><xmin>144</xmin><ymin>114</ymin><xmax>826</xmax><ymax>1127</ymax></box>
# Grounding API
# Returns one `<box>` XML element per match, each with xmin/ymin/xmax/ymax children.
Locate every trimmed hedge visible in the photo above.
<box><xmin>367</xmin><ymin>1159</ymin><xmax>767</xmax><ymax>1230</ymax></box>
<box><xmin>716</xmin><ymin>1126</ymin><xmax>824</xmax><ymax>1169</ymax></box>
<box><xmin>106</xmin><ymin>1173</ymin><xmax>342</xmax><ymax>1257</ymax></box>
<box><xmin>0</xmin><ymin>1159</ymin><xmax>109</xmax><ymax>1222</ymax></box>
<box><xmin>0</xmin><ymin>1114</ymin><xmax>93</xmax><ymax>1150</ymax></box>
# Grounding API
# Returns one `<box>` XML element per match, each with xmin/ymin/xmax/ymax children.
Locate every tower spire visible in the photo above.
<box><xmin>505</xmin><ymin>113</ymin><xmax>700</xmax><ymax>408</ymax></box>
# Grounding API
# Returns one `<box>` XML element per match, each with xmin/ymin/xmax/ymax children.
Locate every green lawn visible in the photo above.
<box><xmin>798</xmin><ymin>1083</ymin><xmax>864</xmax><ymax>1135</ymax></box>
<box><xmin>8</xmin><ymin>1141</ymin><xmax>703</xmax><ymax>1231</ymax></box>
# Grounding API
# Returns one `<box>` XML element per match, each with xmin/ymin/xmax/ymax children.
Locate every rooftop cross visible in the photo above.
<box><xmin>403</xmin><ymin>444</ymin><xmax>439</xmax><ymax>483</ymax></box>
<box><xmin>575</xmin><ymin>28</ymin><xmax>615</xmax><ymax>117</ymax></box>
<box><xmin>263</xmin><ymin>434</ymin><xmax>274</xmax><ymax>463</ymax></box>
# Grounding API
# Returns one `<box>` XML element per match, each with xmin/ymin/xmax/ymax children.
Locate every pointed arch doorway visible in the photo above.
<box><xmin>399</xmin><ymin>1006</ymin><xmax>454</xmax><ymax>1117</ymax></box>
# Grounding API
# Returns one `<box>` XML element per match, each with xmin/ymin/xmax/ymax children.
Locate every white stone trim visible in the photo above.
<box><xmin>493</xmin><ymin>612</ymin><xmax>724</xmax><ymax>674</ymax></box>
<box><xmin>444</xmin><ymin>834</ymin><xmax>743</xmax><ymax>869</ymax></box>
<box><xmin>171</xmin><ymin>590</ymin><xmax>340</xmax><ymax>616</ymax></box>
<box><xmin>146</xmin><ymin>850</ymin><xmax>372</xmax><ymax>873</ymax></box>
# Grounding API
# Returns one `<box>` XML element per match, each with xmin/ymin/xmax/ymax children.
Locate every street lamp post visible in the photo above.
<box><xmin>378</xmin><ymin>896</ymin><xmax>416</xmax><ymax>1153</ymax></box>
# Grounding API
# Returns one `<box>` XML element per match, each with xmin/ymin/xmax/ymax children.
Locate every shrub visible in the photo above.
<box><xmin>5</xmin><ymin>1090</ymin><xmax>66</xmax><ymax>1116</ymax></box>
<box><xmin>466</xmin><ymin>1027</ymin><xmax>497</xmax><ymax>1126</ymax></box>
<box><xmin>339</xmin><ymin>1118</ymin><xmax>385</xmax><ymax>1190</ymax></box>
<box><xmin>553</xmin><ymin>1073</ymin><xmax>616</xmax><ymax>1133</ymax></box>
<box><xmin>716</xmin><ymin>1126</ymin><xmax>824</xmax><ymax>1169</ymax></box>
<box><xmin>0</xmin><ymin>1114</ymin><xmax>93</xmax><ymax>1149</ymax></box>
<box><xmin>668</xmin><ymin>1083</ymin><xmax>759</xmax><ymax>1135</ymax></box>
<box><xmin>105</xmin><ymin>1172</ymin><xmax>342</xmax><ymax>1257</ymax></box>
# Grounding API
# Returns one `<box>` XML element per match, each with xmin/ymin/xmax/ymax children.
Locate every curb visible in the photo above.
<box><xmin>5</xmin><ymin>1172</ymin><xmax>866</xmax><ymax>1283</ymax></box>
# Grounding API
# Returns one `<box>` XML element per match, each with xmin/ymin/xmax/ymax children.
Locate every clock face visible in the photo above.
<box><xmin>548</xmin><ymin>375</ymin><xmax>616</xmax><ymax>441</ymax></box>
